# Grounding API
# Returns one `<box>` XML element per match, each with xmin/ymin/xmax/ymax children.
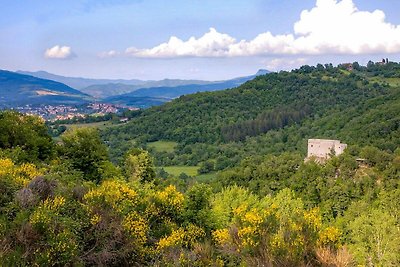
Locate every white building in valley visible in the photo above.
<box><xmin>307</xmin><ymin>139</ymin><xmax>347</xmax><ymax>161</ymax></box>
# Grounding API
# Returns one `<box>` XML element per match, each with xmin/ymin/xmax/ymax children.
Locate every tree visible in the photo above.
<box><xmin>348</xmin><ymin>208</ymin><xmax>400</xmax><ymax>266</ymax></box>
<box><xmin>183</xmin><ymin>183</ymin><xmax>213</xmax><ymax>230</ymax></box>
<box><xmin>0</xmin><ymin>111</ymin><xmax>54</xmax><ymax>161</ymax></box>
<box><xmin>198</xmin><ymin>160</ymin><xmax>214</xmax><ymax>174</ymax></box>
<box><xmin>124</xmin><ymin>148</ymin><xmax>155</xmax><ymax>182</ymax></box>
<box><xmin>60</xmin><ymin>128</ymin><xmax>109</xmax><ymax>183</ymax></box>
<box><xmin>352</xmin><ymin>61</ymin><xmax>361</xmax><ymax>71</ymax></box>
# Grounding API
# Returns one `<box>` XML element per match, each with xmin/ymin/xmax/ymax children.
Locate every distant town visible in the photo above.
<box><xmin>7</xmin><ymin>103</ymin><xmax>139</xmax><ymax>121</ymax></box>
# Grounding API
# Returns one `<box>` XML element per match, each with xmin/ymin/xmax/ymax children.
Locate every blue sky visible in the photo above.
<box><xmin>1</xmin><ymin>0</ymin><xmax>400</xmax><ymax>80</ymax></box>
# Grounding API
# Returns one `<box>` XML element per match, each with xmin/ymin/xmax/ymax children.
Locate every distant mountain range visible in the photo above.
<box><xmin>18</xmin><ymin>71</ymin><xmax>214</xmax><ymax>98</ymax></box>
<box><xmin>6</xmin><ymin>69</ymin><xmax>270</xmax><ymax>108</ymax></box>
<box><xmin>19</xmin><ymin>70</ymin><xmax>270</xmax><ymax>101</ymax></box>
<box><xmin>79</xmin><ymin>79</ymin><xmax>214</xmax><ymax>98</ymax></box>
<box><xmin>17</xmin><ymin>70</ymin><xmax>145</xmax><ymax>90</ymax></box>
<box><xmin>0</xmin><ymin>70</ymin><xmax>91</xmax><ymax>107</ymax></box>
<box><xmin>104</xmin><ymin>69</ymin><xmax>270</xmax><ymax>107</ymax></box>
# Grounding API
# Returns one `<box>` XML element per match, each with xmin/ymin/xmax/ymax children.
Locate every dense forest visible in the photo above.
<box><xmin>1</xmin><ymin>61</ymin><xmax>400</xmax><ymax>266</ymax></box>
<box><xmin>102</xmin><ymin>61</ymin><xmax>400</xmax><ymax>168</ymax></box>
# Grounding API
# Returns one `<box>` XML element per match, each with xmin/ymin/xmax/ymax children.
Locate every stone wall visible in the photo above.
<box><xmin>307</xmin><ymin>139</ymin><xmax>347</xmax><ymax>160</ymax></box>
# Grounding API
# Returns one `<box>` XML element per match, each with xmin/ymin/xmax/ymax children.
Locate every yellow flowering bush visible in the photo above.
<box><xmin>210</xmin><ymin>189</ymin><xmax>342</xmax><ymax>265</ymax></box>
<box><xmin>269</xmin><ymin>225</ymin><xmax>305</xmax><ymax>256</ymax></box>
<box><xmin>0</xmin><ymin>158</ymin><xmax>42</xmax><ymax>186</ymax></box>
<box><xmin>43</xmin><ymin>196</ymin><xmax>66</xmax><ymax>211</ymax></box>
<box><xmin>156</xmin><ymin>185</ymin><xmax>184</xmax><ymax>209</ymax></box>
<box><xmin>15</xmin><ymin>163</ymin><xmax>43</xmax><ymax>184</ymax></box>
<box><xmin>304</xmin><ymin>207</ymin><xmax>323</xmax><ymax>231</ymax></box>
<box><xmin>235</xmin><ymin>208</ymin><xmax>266</xmax><ymax>248</ymax></box>
<box><xmin>157</xmin><ymin>227</ymin><xmax>186</xmax><ymax>250</ymax></box>
<box><xmin>318</xmin><ymin>226</ymin><xmax>341</xmax><ymax>247</ymax></box>
<box><xmin>212</xmin><ymin>228</ymin><xmax>231</xmax><ymax>246</ymax></box>
<box><xmin>157</xmin><ymin>224</ymin><xmax>205</xmax><ymax>251</ymax></box>
<box><xmin>154</xmin><ymin>185</ymin><xmax>184</xmax><ymax>216</ymax></box>
<box><xmin>84</xmin><ymin>179</ymin><xmax>138</xmax><ymax>213</ymax></box>
<box><xmin>243</xmin><ymin>209</ymin><xmax>263</xmax><ymax>225</ymax></box>
<box><xmin>184</xmin><ymin>224</ymin><xmax>206</xmax><ymax>247</ymax></box>
<box><xmin>122</xmin><ymin>211</ymin><xmax>148</xmax><ymax>246</ymax></box>
<box><xmin>30</xmin><ymin>196</ymin><xmax>66</xmax><ymax>228</ymax></box>
<box><xmin>90</xmin><ymin>214</ymin><xmax>101</xmax><ymax>225</ymax></box>
<box><xmin>0</xmin><ymin>158</ymin><xmax>14</xmax><ymax>176</ymax></box>
<box><xmin>33</xmin><ymin>230</ymin><xmax>79</xmax><ymax>266</ymax></box>
<box><xmin>232</xmin><ymin>203</ymin><xmax>248</xmax><ymax>217</ymax></box>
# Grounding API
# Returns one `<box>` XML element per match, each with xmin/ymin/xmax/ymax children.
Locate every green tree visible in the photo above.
<box><xmin>124</xmin><ymin>148</ymin><xmax>155</xmax><ymax>182</ymax></box>
<box><xmin>183</xmin><ymin>183</ymin><xmax>213</xmax><ymax>231</ymax></box>
<box><xmin>0</xmin><ymin>111</ymin><xmax>54</xmax><ymax>161</ymax></box>
<box><xmin>198</xmin><ymin>160</ymin><xmax>214</xmax><ymax>174</ymax></box>
<box><xmin>348</xmin><ymin>208</ymin><xmax>400</xmax><ymax>266</ymax></box>
<box><xmin>60</xmin><ymin>128</ymin><xmax>109</xmax><ymax>183</ymax></box>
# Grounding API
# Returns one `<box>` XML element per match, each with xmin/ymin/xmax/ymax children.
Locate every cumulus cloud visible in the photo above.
<box><xmin>291</xmin><ymin>0</ymin><xmax>400</xmax><ymax>54</ymax></box>
<box><xmin>126</xmin><ymin>28</ymin><xmax>236</xmax><ymax>57</ymax></box>
<box><xmin>124</xmin><ymin>0</ymin><xmax>400</xmax><ymax>58</ymax></box>
<box><xmin>44</xmin><ymin>45</ymin><xmax>75</xmax><ymax>59</ymax></box>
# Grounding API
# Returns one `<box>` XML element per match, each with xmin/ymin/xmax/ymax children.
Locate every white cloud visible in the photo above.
<box><xmin>123</xmin><ymin>0</ymin><xmax>400</xmax><ymax>58</ymax></box>
<box><xmin>98</xmin><ymin>50</ymin><xmax>119</xmax><ymax>58</ymax></box>
<box><xmin>291</xmin><ymin>0</ymin><xmax>400</xmax><ymax>54</ymax></box>
<box><xmin>44</xmin><ymin>45</ymin><xmax>75</xmax><ymax>59</ymax></box>
<box><xmin>126</xmin><ymin>28</ymin><xmax>236</xmax><ymax>57</ymax></box>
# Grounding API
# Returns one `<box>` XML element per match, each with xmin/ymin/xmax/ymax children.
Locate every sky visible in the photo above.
<box><xmin>1</xmin><ymin>0</ymin><xmax>400</xmax><ymax>80</ymax></box>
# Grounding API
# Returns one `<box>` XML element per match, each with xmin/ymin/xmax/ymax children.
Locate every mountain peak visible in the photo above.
<box><xmin>256</xmin><ymin>69</ymin><xmax>270</xmax><ymax>76</ymax></box>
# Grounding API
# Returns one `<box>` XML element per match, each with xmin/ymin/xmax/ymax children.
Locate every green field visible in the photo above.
<box><xmin>147</xmin><ymin>141</ymin><xmax>178</xmax><ymax>153</ymax></box>
<box><xmin>367</xmin><ymin>76</ymin><xmax>400</xmax><ymax>87</ymax></box>
<box><xmin>384</xmin><ymin>77</ymin><xmax>400</xmax><ymax>87</ymax></box>
<box><xmin>163</xmin><ymin>166</ymin><xmax>200</xmax><ymax>176</ymax></box>
<box><xmin>63</xmin><ymin>121</ymin><xmax>118</xmax><ymax>130</ymax></box>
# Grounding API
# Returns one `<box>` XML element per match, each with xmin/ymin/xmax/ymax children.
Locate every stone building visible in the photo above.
<box><xmin>307</xmin><ymin>139</ymin><xmax>347</xmax><ymax>161</ymax></box>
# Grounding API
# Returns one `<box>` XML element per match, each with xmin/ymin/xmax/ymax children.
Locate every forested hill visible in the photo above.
<box><xmin>0</xmin><ymin>70</ymin><xmax>91</xmax><ymax>107</ymax></box>
<box><xmin>102</xmin><ymin>62</ymin><xmax>400</xmax><ymax>163</ymax></box>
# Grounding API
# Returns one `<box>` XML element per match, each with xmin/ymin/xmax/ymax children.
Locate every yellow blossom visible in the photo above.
<box><xmin>0</xmin><ymin>158</ymin><xmax>14</xmax><ymax>176</ymax></box>
<box><xmin>0</xmin><ymin>158</ymin><xmax>42</xmax><ymax>186</ymax></box>
<box><xmin>44</xmin><ymin>196</ymin><xmax>66</xmax><ymax>211</ymax></box>
<box><xmin>84</xmin><ymin>179</ymin><xmax>138</xmax><ymax>213</ymax></box>
<box><xmin>90</xmin><ymin>214</ymin><xmax>101</xmax><ymax>225</ymax></box>
<box><xmin>157</xmin><ymin>228</ymin><xmax>185</xmax><ymax>250</ymax></box>
<box><xmin>238</xmin><ymin>226</ymin><xmax>259</xmax><ymax>247</ymax></box>
<box><xmin>212</xmin><ymin>228</ymin><xmax>230</xmax><ymax>246</ymax></box>
<box><xmin>233</xmin><ymin>204</ymin><xmax>248</xmax><ymax>216</ymax></box>
<box><xmin>155</xmin><ymin>185</ymin><xmax>184</xmax><ymax>211</ymax></box>
<box><xmin>243</xmin><ymin>209</ymin><xmax>263</xmax><ymax>225</ymax></box>
<box><xmin>318</xmin><ymin>226</ymin><xmax>341</xmax><ymax>246</ymax></box>
<box><xmin>304</xmin><ymin>207</ymin><xmax>322</xmax><ymax>230</ymax></box>
<box><xmin>30</xmin><ymin>206</ymin><xmax>51</xmax><ymax>226</ymax></box>
<box><xmin>184</xmin><ymin>224</ymin><xmax>205</xmax><ymax>247</ymax></box>
<box><xmin>122</xmin><ymin>212</ymin><xmax>148</xmax><ymax>245</ymax></box>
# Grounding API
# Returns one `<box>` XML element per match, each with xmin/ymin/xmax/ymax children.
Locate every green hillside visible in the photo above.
<box><xmin>102</xmin><ymin>62</ymin><xmax>400</xmax><ymax>166</ymax></box>
<box><xmin>0</xmin><ymin>70</ymin><xmax>91</xmax><ymax>107</ymax></box>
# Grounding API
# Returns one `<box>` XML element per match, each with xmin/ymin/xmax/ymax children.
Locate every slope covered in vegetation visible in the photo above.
<box><xmin>1</xmin><ymin>61</ymin><xmax>400</xmax><ymax>266</ymax></box>
<box><xmin>0</xmin><ymin>70</ymin><xmax>91</xmax><ymax>107</ymax></box>
<box><xmin>102</xmin><ymin>62</ymin><xmax>400</xmax><ymax>167</ymax></box>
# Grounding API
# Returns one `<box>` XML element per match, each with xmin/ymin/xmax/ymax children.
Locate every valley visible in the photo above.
<box><xmin>1</xmin><ymin>61</ymin><xmax>399</xmax><ymax>266</ymax></box>
<box><xmin>2</xmin><ymin>1</ymin><xmax>400</xmax><ymax>265</ymax></box>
